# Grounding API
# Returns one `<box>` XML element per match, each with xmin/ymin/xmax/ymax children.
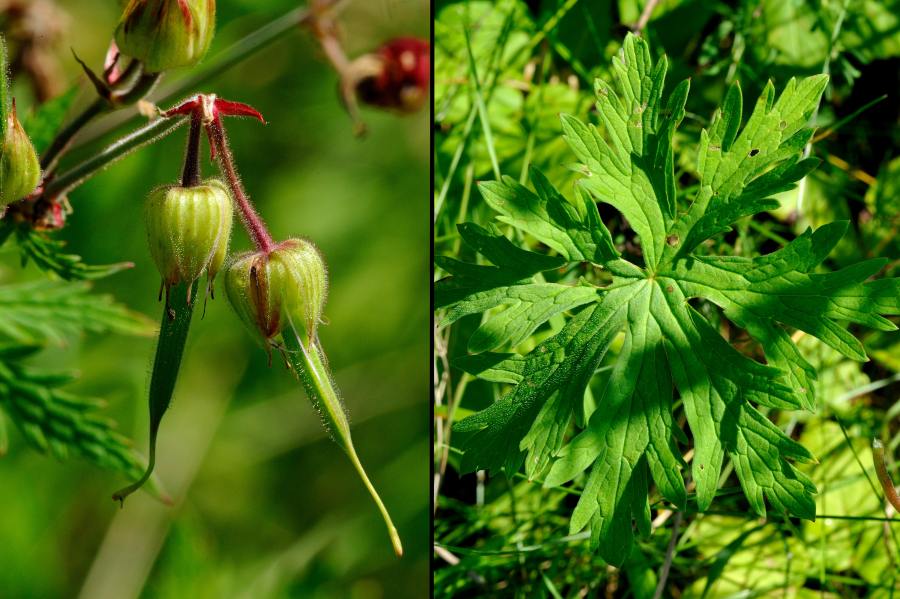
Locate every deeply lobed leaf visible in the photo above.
<box><xmin>436</xmin><ymin>33</ymin><xmax>900</xmax><ymax>565</ymax></box>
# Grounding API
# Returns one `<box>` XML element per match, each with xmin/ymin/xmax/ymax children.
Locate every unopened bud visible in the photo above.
<box><xmin>145</xmin><ymin>178</ymin><xmax>232</xmax><ymax>299</ymax></box>
<box><xmin>115</xmin><ymin>0</ymin><xmax>216</xmax><ymax>73</ymax></box>
<box><xmin>0</xmin><ymin>102</ymin><xmax>41</xmax><ymax>207</ymax></box>
<box><xmin>224</xmin><ymin>239</ymin><xmax>328</xmax><ymax>345</ymax></box>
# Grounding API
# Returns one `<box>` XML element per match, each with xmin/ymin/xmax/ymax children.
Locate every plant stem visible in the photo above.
<box><xmin>318</xmin><ymin>33</ymin><xmax>365</xmax><ymax>134</ymax></box>
<box><xmin>874</xmin><ymin>439</ymin><xmax>900</xmax><ymax>512</ymax></box>
<box><xmin>633</xmin><ymin>0</ymin><xmax>660</xmax><ymax>33</ymax></box>
<box><xmin>171</xmin><ymin>0</ymin><xmax>349</xmax><ymax>100</ymax></box>
<box><xmin>112</xmin><ymin>280</ymin><xmax>198</xmax><ymax>505</ymax></box>
<box><xmin>181</xmin><ymin>113</ymin><xmax>203</xmax><ymax>188</ymax></box>
<box><xmin>40</xmin><ymin>98</ymin><xmax>107</xmax><ymax>171</ymax></box>
<box><xmin>797</xmin><ymin>0</ymin><xmax>848</xmax><ymax>214</ymax></box>
<box><xmin>0</xmin><ymin>36</ymin><xmax>9</xmax><ymax>138</ymax></box>
<box><xmin>73</xmin><ymin>0</ymin><xmax>350</xmax><ymax>150</ymax></box>
<box><xmin>114</xmin><ymin>72</ymin><xmax>162</xmax><ymax>106</ymax></box>
<box><xmin>40</xmin><ymin>62</ymin><xmax>159</xmax><ymax>173</ymax></box>
<box><xmin>43</xmin><ymin>115</ymin><xmax>187</xmax><ymax>198</ymax></box>
<box><xmin>0</xmin><ymin>410</ymin><xmax>7</xmax><ymax>457</ymax></box>
<box><xmin>35</xmin><ymin>0</ymin><xmax>350</xmax><ymax>198</ymax></box>
<box><xmin>205</xmin><ymin>116</ymin><xmax>275</xmax><ymax>253</ymax></box>
<box><xmin>281</xmin><ymin>324</ymin><xmax>403</xmax><ymax>558</ymax></box>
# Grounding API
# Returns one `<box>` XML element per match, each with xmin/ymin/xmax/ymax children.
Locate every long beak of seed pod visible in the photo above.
<box><xmin>281</xmin><ymin>315</ymin><xmax>403</xmax><ymax>557</ymax></box>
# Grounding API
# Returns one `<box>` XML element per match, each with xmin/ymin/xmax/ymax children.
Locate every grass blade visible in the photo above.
<box><xmin>463</xmin><ymin>29</ymin><xmax>501</xmax><ymax>181</ymax></box>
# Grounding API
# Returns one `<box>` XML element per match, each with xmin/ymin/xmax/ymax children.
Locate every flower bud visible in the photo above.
<box><xmin>224</xmin><ymin>239</ymin><xmax>328</xmax><ymax>345</ymax></box>
<box><xmin>0</xmin><ymin>103</ymin><xmax>41</xmax><ymax>207</ymax></box>
<box><xmin>115</xmin><ymin>0</ymin><xmax>216</xmax><ymax>73</ymax></box>
<box><xmin>351</xmin><ymin>37</ymin><xmax>430</xmax><ymax>113</ymax></box>
<box><xmin>144</xmin><ymin>178</ymin><xmax>232</xmax><ymax>299</ymax></box>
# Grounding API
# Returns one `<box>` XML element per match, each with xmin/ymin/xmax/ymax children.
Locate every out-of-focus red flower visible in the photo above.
<box><xmin>352</xmin><ymin>37</ymin><xmax>430</xmax><ymax>113</ymax></box>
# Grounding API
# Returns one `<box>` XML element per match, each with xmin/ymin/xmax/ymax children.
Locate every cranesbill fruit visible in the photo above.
<box><xmin>223</xmin><ymin>238</ymin><xmax>327</xmax><ymax>345</ymax></box>
<box><xmin>223</xmin><ymin>240</ymin><xmax>403</xmax><ymax>556</ymax></box>
<box><xmin>145</xmin><ymin>178</ymin><xmax>232</xmax><ymax>301</ymax></box>
<box><xmin>115</xmin><ymin>0</ymin><xmax>216</xmax><ymax>73</ymax></box>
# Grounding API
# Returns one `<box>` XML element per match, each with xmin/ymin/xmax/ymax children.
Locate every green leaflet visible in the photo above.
<box><xmin>437</xmin><ymin>32</ymin><xmax>900</xmax><ymax>566</ymax></box>
<box><xmin>0</xmin><ymin>344</ymin><xmax>167</xmax><ymax>500</ymax></box>
<box><xmin>0</xmin><ymin>280</ymin><xmax>155</xmax><ymax>345</ymax></box>
<box><xmin>0</xmin><ymin>222</ymin><xmax>134</xmax><ymax>281</ymax></box>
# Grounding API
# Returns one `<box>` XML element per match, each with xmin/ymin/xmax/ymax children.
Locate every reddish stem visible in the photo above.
<box><xmin>205</xmin><ymin>116</ymin><xmax>275</xmax><ymax>253</ymax></box>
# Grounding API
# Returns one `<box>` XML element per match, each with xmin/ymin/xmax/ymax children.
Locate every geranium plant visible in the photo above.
<box><xmin>0</xmin><ymin>0</ymin><xmax>427</xmax><ymax>559</ymax></box>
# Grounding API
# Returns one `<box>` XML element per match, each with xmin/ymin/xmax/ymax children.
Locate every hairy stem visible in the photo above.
<box><xmin>74</xmin><ymin>0</ymin><xmax>350</xmax><ymax>150</ymax></box>
<box><xmin>0</xmin><ymin>36</ymin><xmax>9</xmax><ymax>137</ymax></box>
<box><xmin>34</xmin><ymin>0</ymin><xmax>349</xmax><ymax>195</ymax></box>
<box><xmin>40</xmin><ymin>64</ymin><xmax>159</xmax><ymax>173</ymax></box>
<box><xmin>112</xmin><ymin>280</ymin><xmax>198</xmax><ymax>505</ymax></box>
<box><xmin>43</xmin><ymin>115</ymin><xmax>187</xmax><ymax>198</ymax></box>
<box><xmin>281</xmin><ymin>323</ymin><xmax>403</xmax><ymax>557</ymax></box>
<box><xmin>40</xmin><ymin>98</ymin><xmax>107</xmax><ymax>170</ymax></box>
<box><xmin>205</xmin><ymin>116</ymin><xmax>275</xmax><ymax>253</ymax></box>
<box><xmin>180</xmin><ymin>113</ymin><xmax>203</xmax><ymax>188</ymax></box>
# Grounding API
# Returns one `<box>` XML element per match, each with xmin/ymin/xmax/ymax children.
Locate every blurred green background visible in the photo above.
<box><xmin>0</xmin><ymin>1</ymin><xmax>429</xmax><ymax>597</ymax></box>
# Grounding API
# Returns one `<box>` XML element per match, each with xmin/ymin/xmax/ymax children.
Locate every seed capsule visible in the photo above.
<box><xmin>224</xmin><ymin>239</ymin><xmax>328</xmax><ymax>345</ymax></box>
<box><xmin>224</xmin><ymin>241</ymin><xmax>401</xmax><ymax>556</ymax></box>
<box><xmin>0</xmin><ymin>102</ymin><xmax>41</xmax><ymax>207</ymax></box>
<box><xmin>145</xmin><ymin>178</ymin><xmax>232</xmax><ymax>300</ymax></box>
<box><xmin>115</xmin><ymin>0</ymin><xmax>216</xmax><ymax>73</ymax></box>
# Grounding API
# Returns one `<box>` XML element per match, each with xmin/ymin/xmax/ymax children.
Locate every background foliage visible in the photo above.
<box><xmin>0</xmin><ymin>0</ymin><xmax>429</xmax><ymax>597</ymax></box>
<box><xmin>434</xmin><ymin>0</ymin><xmax>900</xmax><ymax>596</ymax></box>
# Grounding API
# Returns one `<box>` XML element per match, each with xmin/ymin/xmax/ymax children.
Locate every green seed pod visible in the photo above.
<box><xmin>224</xmin><ymin>250</ymin><xmax>281</xmax><ymax>343</ymax></box>
<box><xmin>225</xmin><ymin>241</ymin><xmax>401</xmax><ymax>556</ymax></box>
<box><xmin>115</xmin><ymin>0</ymin><xmax>216</xmax><ymax>73</ymax></box>
<box><xmin>224</xmin><ymin>239</ymin><xmax>328</xmax><ymax>345</ymax></box>
<box><xmin>270</xmin><ymin>240</ymin><xmax>328</xmax><ymax>341</ymax></box>
<box><xmin>0</xmin><ymin>103</ymin><xmax>41</xmax><ymax>207</ymax></box>
<box><xmin>145</xmin><ymin>178</ymin><xmax>232</xmax><ymax>299</ymax></box>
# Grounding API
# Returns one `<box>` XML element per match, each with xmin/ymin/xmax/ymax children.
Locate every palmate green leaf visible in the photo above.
<box><xmin>437</xmin><ymin>33</ymin><xmax>900</xmax><ymax>566</ymax></box>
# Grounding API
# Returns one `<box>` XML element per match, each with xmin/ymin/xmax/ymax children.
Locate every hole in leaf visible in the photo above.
<box><xmin>749</xmin><ymin>148</ymin><xmax>760</xmax><ymax>157</ymax></box>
